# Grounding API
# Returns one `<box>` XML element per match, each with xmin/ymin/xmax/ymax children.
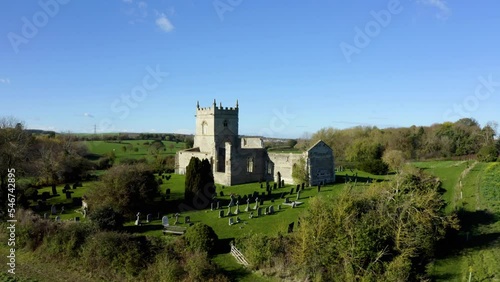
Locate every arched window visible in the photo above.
<box><xmin>202</xmin><ymin>122</ymin><xmax>208</xmax><ymax>135</ymax></box>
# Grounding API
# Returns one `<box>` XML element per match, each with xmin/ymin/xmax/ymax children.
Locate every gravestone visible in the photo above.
<box><xmin>146</xmin><ymin>214</ymin><xmax>152</xmax><ymax>223</ymax></box>
<box><xmin>289</xmin><ymin>188</ymin><xmax>294</xmax><ymax>195</ymax></box>
<box><xmin>211</xmin><ymin>202</ymin><xmax>214</xmax><ymax>211</ymax></box>
<box><xmin>75</xmin><ymin>217</ymin><xmax>80</xmax><ymax>222</ymax></box>
<box><xmin>302</xmin><ymin>183</ymin><xmax>305</xmax><ymax>190</ymax></box>
<box><xmin>277</xmin><ymin>205</ymin><xmax>281</xmax><ymax>211</ymax></box>
<box><xmin>285</xmin><ymin>197</ymin><xmax>290</xmax><ymax>204</ymax></box>
<box><xmin>228</xmin><ymin>194</ymin><xmax>236</xmax><ymax>207</ymax></box>
<box><xmin>273</xmin><ymin>183</ymin><xmax>277</xmax><ymax>190</ymax></box>
<box><xmin>253</xmin><ymin>197</ymin><xmax>259</xmax><ymax>210</ymax></box>
<box><xmin>269</xmin><ymin>205</ymin><xmax>274</xmax><ymax>215</ymax></box>
<box><xmin>219</xmin><ymin>210</ymin><xmax>224</xmax><ymax>218</ymax></box>
<box><xmin>185</xmin><ymin>216</ymin><xmax>191</xmax><ymax>224</ymax></box>
<box><xmin>245</xmin><ymin>198</ymin><xmax>250</xmax><ymax>212</ymax></box>
<box><xmin>216</xmin><ymin>201</ymin><xmax>220</xmax><ymax>210</ymax></box>
<box><xmin>72</xmin><ymin>183</ymin><xmax>78</xmax><ymax>190</ymax></box>
<box><xmin>83</xmin><ymin>207</ymin><xmax>87</xmax><ymax>218</ymax></box>
<box><xmin>257</xmin><ymin>207</ymin><xmax>262</xmax><ymax>217</ymax></box>
<box><xmin>226</xmin><ymin>206</ymin><xmax>232</xmax><ymax>216</ymax></box>
<box><xmin>249</xmin><ymin>212</ymin><xmax>254</xmax><ymax>219</ymax></box>
<box><xmin>296</xmin><ymin>191</ymin><xmax>301</xmax><ymax>201</ymax></box>
<box><xmin>236</xmin><ymin>216</ymin><xmax>241</xmax><ymax>223</ymax></box>
<box><xmin>60</xmin><ymin>206</ymin><xmax>65</xmax><ymax>214</ymax></box>
<box><xmin>51</xmin><ymin>205</ymin><xmax>57</xmax><ymax>215</ymax></box>
<box><xmin>162</xmin><ymin>216</ymin><xmax>169</xmax><ymax>227</ymax></box>
<box><xmin>281</xmin><ymin>180</ymin><xmax>284</xmax><ymax>187</ymax></box>
<box><xmin>220</xmin><ymin>191</ymin><xmax>224</xmax><ymax>197</ymax></box>
<box><xmin>55</xmin><ymin>216</ymin><xmax>61</xmax><ymax>222</ymax></box>
<box><xmin>165</xmin><ymin>188</ymin><xmax>171</xmax><ymax>199</ymax></box>
<box><xmin>235</xmin><ymin>203</ymin><xmax>240</xmax><ymax>215</ymax></box>
<box><xmin>280</xmin><ymin>192</ymin><xmax>285</xmax><ymax>198</ymax></box>
<box><xmin>51</xmin><ymin>184</ymin><xmax>57</xmax><ymax>196</ymax></box>
<box><xmin>229</xmin><ymin>217</ymin><xmax>234</xmax><ymax>226</ymax></box>
<box><xmin>277</xmin><ymin>172</ymin><xmax>281</xmax><ymax>188</ymax></box>
<box><xmin>295</xmin><ymin>185</ymin><xmax>300</xmax><ymax>193</ymax></box>
<box><xmin>135</xmin><ymin>212</ymin><xmax>141</xmax><ymax>226</ymax></box>
<box><xmin>43</xmin><ymin>213</ymin><xmax>48</xmax><ymax>219</ymax></box>
<box><xmin>260</xmin><ymin>198</ymin><xmax>264</xmax><ymax>206</ymax></box>
<box><xmin>317</xmin><ymin>185</ymin><xmax>321</xmax><ymax>193</ymax></box>
<box><xmin>65</xmin><ymin>191</ymin><xmax>72</xmax><ymax>199</ymax></box>
<box><xmin>174</xmin><ymin>213</ymin><xmax>180</xmax><ymax>224</ymax></box>
<box><xmin>287</xmin><ymin>222</ymin><xmax>294</xmax><ymax>233</ymax></box>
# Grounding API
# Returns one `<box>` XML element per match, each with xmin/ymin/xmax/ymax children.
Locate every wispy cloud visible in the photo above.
<box><xmin>83</xmin><ymin>113</ymin><xmax>94</xmax><ymax>118</ymax></box>
<box><xmin>418</xmin><ymin>0</ymin><xmax>451</xmax><ymax>20</ymax></box>
<box><xmin>0</xmin><ymin>78</ymin><xmax>10</xmax><ymax>84</ymax></box>
<box><xmin>156</xmin><ymin>13</ymin><xmax>174</xmax><ymax>32</ymax></box>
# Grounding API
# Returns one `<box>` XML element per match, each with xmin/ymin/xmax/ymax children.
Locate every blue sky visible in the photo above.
<box><xmin>1</xmin><ymin>0</ymin><xmax>499</xmax><ymax>138</ymax></box>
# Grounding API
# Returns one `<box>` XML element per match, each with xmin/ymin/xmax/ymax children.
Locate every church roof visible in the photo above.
<box><xmin>307</xmin><ymin>140</ymin><xmax>332</xmax><ymax>152</ymax></box>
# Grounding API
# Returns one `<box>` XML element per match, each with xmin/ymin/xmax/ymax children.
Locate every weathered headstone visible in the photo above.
<box><xmin>317</xmin><ymin>185</ymin><xmax>321</xmax><ymax>193</ymax></box>
<box><xmin>302</xmin><ymin>183</ymin><xmax>305</xmax><ymax>190</ymax></box>
<box><xmin>165</xmin><ymin>188</ymin><xmax>171</xmax><ymax>199</ymax></box>
<box><xmin>228</xmin><ymin>194</ymin><xmax>236</xmax><ymax>207</ymax></box>
<box><xmin>75</xmin><ymin>217</ymin><xmax>80</xmax><ymax>222</ymax></box>
<box><xmin>281</xmin><ymin>180</ymin><xmax>284</xmax><ymax>187</ymax></box>
<box><xmin>277</xmin><ymin>204</ymin><xmax>281</xmax><ymax>211</ymax></box>
<box><xmin>135</xmin><ymin>212</ymin><xmax>141</xmax><ymax>226</ymax></box>
<box><xmin>277</xmin><ymin>172</ymin><xmax>281</xmax><ymax>188</ymax></box>
<box><xmin>185</xmin><ymin>216</ymin><xmax>191</xmax><ymax>224</ymax></box>
<box><xmin>229</xmin><ymin>217</ymin><xmax>234</xmax><ymax>226</ymax></box>
<box><xmin>51</xmin><ymin>184</ymin><xmax>57</xmax><ymax>196</ymax></box>
<box><xmin>174</xmin><ymin>213</ymin><xmax>180</xmax><ymax>224</ymax></box>
<box><xmin>253</xmin><ymin>197</ymin><xmax>259</xmax><ymax>210</ymax></box>
<box><xmin>273</xmin><ymin>183</ymin><xmax>277</xmax><ymax>190</ymax></box>
<box><xmin>146</xmin><ymin>214</ymin><xmax>152</xmax><ymax>223</ymax></box>
<box><xmin>60</xmin><ymin>206</ymin><xmax>65</xmax><ymax>214</ymax></box>
<box><xmin>235</xmin><ymin>203</ymin><xmax>240</xmax><ymax>215</ymax></box>
<box><xmin>289</xmin><ymin>188</ymin><xmax>294</xmax><ymax>195</ymax></box>
<box><xmin>55</xmin><ymin>216</ymin><xmax>61</xmax><ymax>222</ymax></box>
<box><xmin>219</xmin><ymin>210</ymin><xmax>224</xmax><ymax>218</ymax></box>
<box><xmin>210</xmin><ymin>202</ymin><xmax>214</xmax><ymax>211</ymax></box>
<box><xmin>226</xmin><ymin>206</ymin><xmax>232</xmax><ymax>216</ymax></box>
<box><xmin>65</xmin><ymin>191</ymin><xmax>72</xmax><ymax>199</ymax></box>
<box><xmin>162</xmin><ymin>216</ymin><xmax>169</xmax><ymax>227</ymax></box>
<box><xmin>51</xmin><ymin>205</ymin><xmax>57</xmax><ymax>215</ymax></box>
<box><xmin>269</xmin><ymin>205</ymin><xmax>274</xmax><ymax>215</ymax></box>
<box><xmin>216</xmin><ymin>201</ymin><xmax>220</xmax><ymax>210</ymax></box>
<box><xmin>249</xmin><ymin>212</ymin><xmax>254</xmax><ymax>219</ymax></box>
<box><xmin>236</xmin><ymin>216</ymin><xmax>241</xmax><ymax>223</ymax></box>
<box><xmin>245</xmin><ymin>198</ymin><xmax>250</xmax><ymax>212</ymax></box>
<box><xmin>43</xmin><ymin>213</ymin><xmax>48</xmax><ymax>219</ymax></box>
<box><xmin>220</xmin><ymin>191</ymin><xmax>224</xmax><ymax>197</ymax></box>
<box><xmin>257</xmin><ymin>207</ymin><xmax>262</xmax><ymax>217</ymax></box>
<box><xmin>295</xmin><ymin>185</ymin><xmax>300</xmax><ymax>193</ymax></box>
<box><xmin>280</xmin><ymin>192</ymin><xmax>285</xmax><ymax>198</ymax></box>
<box><xmin>284</xmin><ymin>197</ymin><xmax>290</xmax><ymax>204</ymax></box>
<box><xmin>296</xmin><ymin>191</ymin><xmax>301</xmax><ymax>201</ymax></box>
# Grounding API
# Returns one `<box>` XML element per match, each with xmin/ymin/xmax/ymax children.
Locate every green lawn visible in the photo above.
<box><xmin>422</xmin><ymin>162</ymin><xmax>500</xmax><ymax>281</ymax></box>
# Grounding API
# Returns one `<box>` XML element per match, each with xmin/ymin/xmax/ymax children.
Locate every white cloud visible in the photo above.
<box><xmin>0</xmin><ymin>78</ymin><xmax>10</xmax><ymax>84</ymax></box>
<box><xmin>83</xmin><ymin>113</ymin><xmax>94</xmax><ymax>118</ymax></box>
<box><xmin>418</xmin><ymin>0</ymin><xmax>451</xmax><ymax>20</ymax></box>
<box><xmin>156</xmin><ymin>13</ymin><xmax>174</xmax><ymax>32</ymax></box>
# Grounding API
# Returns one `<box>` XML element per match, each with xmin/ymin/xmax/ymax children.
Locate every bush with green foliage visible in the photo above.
<box><xmin>358</xmin><ymin>159</ymin><xmax>389</xmax><ymax>175</ymax></box>
<box><xmin>183</xmin><ymin>223</ymin><xmax>218</xmax><ymax>255</ymax></box>
<box><xmin>477</xmin><ymin>144</ymin><xmax>499</xmax><ymax>162</ymax></box>
<box><xmin>89</xmin><ymin>206</ymin><xmax>124</xmax><ymax>231</ymax></box>
<box><xmin>291</xmin><ymin>157</ymin><xmax>309</xmax><ymax>184</ymax></box>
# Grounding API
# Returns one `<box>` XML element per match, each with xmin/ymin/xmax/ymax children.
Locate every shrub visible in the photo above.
<box><xmin>358</xmin><ymin>159</ymin><xmax>389</xmax><ymax>175</ymax></box>
<box><xmin>40</xmin><ymin>221</ymin><xmax>96</xmax><ymax>258</ymax></box>
<box><xmin>89</xmin><ymin>206</ymin><xmax>124</xmax><ymax>231</ymax></box>
<box><xmin>183</xmin><ymin>223</ymin><xmax>218</xmax><ymax>255</ymax></box>
<box><xmin>477</xmin><ymin>144</ymin><xmax>499</xmax><ymax>162</ymax></box>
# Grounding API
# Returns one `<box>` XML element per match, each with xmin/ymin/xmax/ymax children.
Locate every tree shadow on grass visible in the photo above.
<box><xmin>435</xmin><ymin>209</ymin><xmax>499</xmax><ymax>258</ymax></box>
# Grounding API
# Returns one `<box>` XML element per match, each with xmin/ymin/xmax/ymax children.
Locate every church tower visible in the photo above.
<box><xmin>193</xmin><ymin>99</ymin><xmax>239</xmax><ymax>172</ymax></box>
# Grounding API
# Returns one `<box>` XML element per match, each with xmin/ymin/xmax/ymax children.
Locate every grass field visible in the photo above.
<box><xmin>419</xmin><ymin>161</ymin><xmax>500</xmax><ymax>281</ymax></box>
<box><xmin>81</xmin><ymin>140</ymin><xmax>185</xmax><ymax>163</ymax></box>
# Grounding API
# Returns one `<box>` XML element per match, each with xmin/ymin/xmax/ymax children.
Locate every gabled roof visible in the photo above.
<box><xmin>307</xmin><ymin>140</ymin><xmax>332</xmax><ymax>152</ymax></box>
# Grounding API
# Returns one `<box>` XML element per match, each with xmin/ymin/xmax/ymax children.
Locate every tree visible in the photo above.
<box><xmin>291</xmin><ymin>157</ymin><xmax>309</xmax><ymax>184</ymax></box>
<box><xmin>287</xmin><ymin>139</ymin><xmax>298</xmax><ymax>149</ymax></box>
<box><xmin>184</xmin><ymin>157</ymin><xmax>214</xmax><ymax>209</ymax></box>
<box><xmin>89</xmin><ymin>206</ymin><xmax>124</xmax><ymax>231</ymax></box>
<box><xmin>382</xmin><ymin>150</ymin><xmax>406</xmax><ymax>173</ymax></box>
<box><xmin>87</xmin><ymin>163</ymin><xmax>159</xmax><ymax>217</ymax></box>
<box><xmin>477</xmin><ymin>144</ymin><xmax>498</xmax><ymax>162</ymax></box>
<box><xmin>183</xmin><ymin>223</ymin><xmax>219</xmax><ymax>255</ymax></box>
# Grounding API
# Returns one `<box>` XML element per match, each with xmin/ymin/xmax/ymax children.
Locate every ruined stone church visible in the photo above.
<box><xmin>175</xmin><ymin>100</ymin><xmax>335</xmax><ymax>186</ymax></box>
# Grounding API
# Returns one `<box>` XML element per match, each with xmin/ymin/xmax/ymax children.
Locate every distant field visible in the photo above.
<box><xmin>82</xmin><ymin>140</ymin><xmax>186</xmax><ymax>162</ymax></box>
